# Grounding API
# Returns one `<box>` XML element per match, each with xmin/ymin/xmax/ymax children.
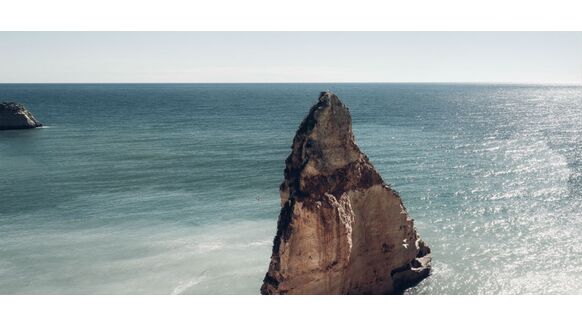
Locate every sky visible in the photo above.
<box><xmin>0</xmin><ymin>32</ymin><xmax>580</xmax><ymax>84</ymax></box>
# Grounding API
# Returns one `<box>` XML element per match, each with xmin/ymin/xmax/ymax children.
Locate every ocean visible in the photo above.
<box><xmin>0</xmin><ymin>83</ymin><xmax>581</xmax><ymax>294</ymax></box>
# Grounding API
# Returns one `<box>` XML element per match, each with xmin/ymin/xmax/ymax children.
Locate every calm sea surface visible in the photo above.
<box><xmin>1</xmin><ymin>83</ymin><xmax>581</xmax><ymax>294</ymax></box>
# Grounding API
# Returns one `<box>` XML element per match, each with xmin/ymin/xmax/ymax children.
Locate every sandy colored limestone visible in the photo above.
<box><xmin>261</xmin><ymin>92</ymin><xmax>431</xmax><ymax>295</ymax></box>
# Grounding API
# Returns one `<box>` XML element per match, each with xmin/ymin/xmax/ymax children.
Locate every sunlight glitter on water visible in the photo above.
<box><xmin>1</xmin><ymin>83</ymin><xmax>581</xmax><ymax>294</ymax></box>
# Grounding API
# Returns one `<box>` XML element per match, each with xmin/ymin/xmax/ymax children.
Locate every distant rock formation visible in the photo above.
<box><xmin>261</xmin><ymin>92</ymin><xmax>431</xmax><ymax>295</ymax></box>
<box><xmin>0</xmin><ymin>102</ymin><xmax>43</xmax><ymax>130</ymax></box>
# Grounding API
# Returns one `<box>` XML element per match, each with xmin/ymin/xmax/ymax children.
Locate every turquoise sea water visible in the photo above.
<box><xmin>0</xmin><ymin>83</ymin><xmax>581</xmax><ymax>294</ymax></box>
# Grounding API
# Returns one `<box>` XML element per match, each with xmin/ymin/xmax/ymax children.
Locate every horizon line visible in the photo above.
<box><xmin>0</xmin><ymin>81</ymin><xmax>580</xmax><ymax>85</ymax></box>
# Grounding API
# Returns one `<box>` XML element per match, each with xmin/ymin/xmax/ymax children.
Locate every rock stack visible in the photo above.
<box><xmin>261</xmin><ymin>92</ymin><xmax>431</xmax><ymax>295</ymax></box>
<box><xmin>0</xmin><ymin>102</ymin><xmax>43</xmax><ymax>130</ymax></box>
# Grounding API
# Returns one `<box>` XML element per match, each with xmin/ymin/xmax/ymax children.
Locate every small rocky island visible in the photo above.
<box><xmin>0</xmin><ymin>102</ymin><xmax>43</xmax><ymax>130</ymax></box>
<box><xmin>261</xmin><ymin>92</ymin><xmax>431</xmax><ymax>294</ymax></box>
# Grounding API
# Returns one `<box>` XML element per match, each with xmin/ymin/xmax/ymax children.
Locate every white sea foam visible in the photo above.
<box><xmin>172</xmin><ymin>273</ymin><xmax>206</xmax><ymax>295</ymax></box>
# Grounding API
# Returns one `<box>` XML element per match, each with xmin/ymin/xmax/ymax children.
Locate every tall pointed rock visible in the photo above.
<box><xmin>261</xmin><ymin>92</ymin><xmax>431</xmax><ymax>295</ymax></box>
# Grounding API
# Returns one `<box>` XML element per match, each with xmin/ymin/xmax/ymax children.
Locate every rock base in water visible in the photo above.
<box><xmin>0</xmin><ymin>102</ymin><xmax>43</xmax><ymax>130</ymax></box>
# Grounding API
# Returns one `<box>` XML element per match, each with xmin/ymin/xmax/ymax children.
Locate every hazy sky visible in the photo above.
<box><xmin>0</xmin><ymin>32</ymin><xmax>581</xmax><ymax>83</ymax></box>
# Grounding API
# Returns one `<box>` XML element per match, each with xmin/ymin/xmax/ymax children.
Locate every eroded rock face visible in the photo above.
<box><xmin>0</xmin><ymin>102</ymin><xmax>43</xmax><ymax>130</ymax></box>
<box><xmin>260</xmin><ymin>92</ymin><xmax>431</xmax><ymax>295</ymax></box>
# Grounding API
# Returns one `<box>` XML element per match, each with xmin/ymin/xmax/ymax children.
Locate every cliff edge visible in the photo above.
<box><xmin>260</xmin><ymin>92</ymin><xmax>431</xmax><ymax>295</ymax></box>
<box><xmin>0</xmin><ymin>102</ymin><xmax>43</xmax><ymax>130</ymax></box>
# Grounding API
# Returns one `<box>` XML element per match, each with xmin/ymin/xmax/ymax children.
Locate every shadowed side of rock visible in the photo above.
<box><xmin>261</xmin><ymin>91</ymin><xmax>431</xmax><ymax>295</ymax></box>
<box><xmin>0</xmin><ymin>102</ymin><xmax>43</xmax><ymax>130</ymax></box>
